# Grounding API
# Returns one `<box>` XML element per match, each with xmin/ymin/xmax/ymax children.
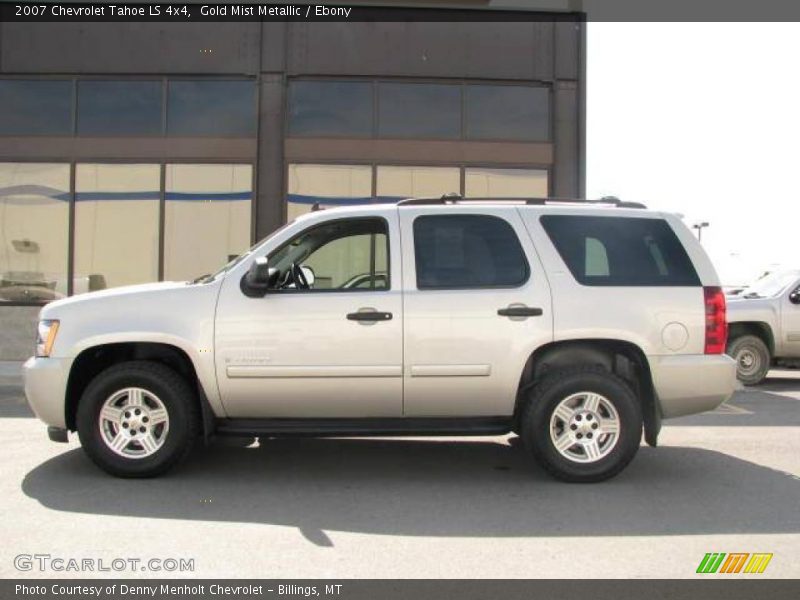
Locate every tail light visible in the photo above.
<box><xmin>704</xmin><ymin>286</ymin><xmax>727</xmax><ymax>354</ymax></box>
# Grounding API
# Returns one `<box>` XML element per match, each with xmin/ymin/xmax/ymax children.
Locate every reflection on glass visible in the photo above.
<box><xmin>465</xmin><ymin>85</ymin><xmax>549</xmax><ymax>141</ymax></box>
<box><xmin>167</xmin><ymin>80</ymin><xmax>256</xmax><ymax>136</ymax></box>
<box><xmin>74</xmin><ymin>164</ymin><xmax>160</xmax><ymax>293</ymax></box>
<box><xmin>286</xmin><ymin>164</ymin><xmax>372</xmax><ymax>221</ymax></box>
<box><xmin>165</xmin><ymin>164</ymin><xmax>252</xmax><ymax>281</ymax></box>
<box><xmin>376</xmin><ymin>166</ymin><xmax>460</xmax><ymax>200</ymax></box>
<box><xmin>465</xmin><ymin>168</ymin><xmax>548</xmax><ymax>198</ymax></box>
<box><xmin>0</xmin><ymin>163</ymin><xmax>70</xmax><ymax>302</ymax></box>
<box><xmin>0</xmin><ymin>80</ymin><xmax>73</xmax><ymax>135</ymax></box>
<box><xmin>288</xmin><ymin>81</ymin><xmax>373</xmax><ymax>137</ymax></box>
<box><xmin>77</xmin><ymin>81</ymin><xmax>163</xmax><ymax>136</ymax></box>
<box><xmin>377</xmin><ymin>83</ymin><xmax>461</xmax><ymax>139</ymax></box>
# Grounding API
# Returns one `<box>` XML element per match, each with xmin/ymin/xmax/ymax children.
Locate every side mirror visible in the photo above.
<box><xmin>241</xmin><ymin>257</ymin><xmax>277</xmax><ymax>297</ymax></box>
<box><xmin>300</xmin><ymin>265</ymin><xmax>316</xmax><ymax>288</ymax></box>
<box><xmin>790</xmin><ymin>288</ymin><xmax>800</xmax><ymax>305</ymax></box>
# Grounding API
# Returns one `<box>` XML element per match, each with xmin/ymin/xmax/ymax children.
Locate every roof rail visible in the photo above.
<box><xmin>396</xmin><ymin>194</ymin><xmax>647</xmax><ymax>209</ymax></box>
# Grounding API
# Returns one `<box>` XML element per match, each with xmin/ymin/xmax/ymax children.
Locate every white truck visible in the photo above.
<box><xmin>23</xmin><ymin>197</ymin><xmax>737</xmax><ymax>482</ymax></box>
<box><xmin>726</xmin><ymin>269</ymin><xmax>800</xmax><ymax>385</ymax></box>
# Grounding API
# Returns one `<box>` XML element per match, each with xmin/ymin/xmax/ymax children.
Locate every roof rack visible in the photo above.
<box><xmin>397</xmin><ymin>193</ymin><xmax>646</xmax><ymax>209</ymax></box>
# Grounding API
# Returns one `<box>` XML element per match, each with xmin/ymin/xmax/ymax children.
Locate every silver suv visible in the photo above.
<box><xmin>23</xmin><ymin>197</ymin><xmax>736</xmax><ymax>482</ymax></box>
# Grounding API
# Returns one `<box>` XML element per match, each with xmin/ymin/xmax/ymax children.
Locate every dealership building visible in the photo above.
<box><xmin>0</xmin><ymin>6</ymin><xmax>585</xmax><ymax>358</ymax></box>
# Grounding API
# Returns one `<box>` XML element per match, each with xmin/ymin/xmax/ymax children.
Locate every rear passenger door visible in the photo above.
<box><xmin>399</xmin><ymin>207</ymin><xmax>553</xmax><ymax>417</ymax></box>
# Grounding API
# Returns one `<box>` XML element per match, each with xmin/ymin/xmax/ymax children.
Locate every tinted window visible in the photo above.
<box><xmin>167</xmin><ymin>80</ymin><xmax>256</xmax><ymax>136</ymax></box>
<box><xmin>414</xmin><ymin>215</ymin><xmax>528</xmax><ymax>289</ymax></box>
<box><xmin>288</xmin><ymin>81</ymin><xmax>373</xmax><ymax>137</ymax></box>
<box><xmin>465</xmin><ymin>85</ymin><xmax>549</xmax><ymax>141</ymax></box>
<box><xmin>78</xmin><ymin>81</ymin><xmax>162</xmax><ymax>135</ymax></box>
<box><xmin>0</xmin><ymin>80</ymin><xmax>73</xmax><ymax>135</ymax></box>
<box><xmin>540</xmin><ymin>215</ymin><xmax>701</xmax><ymax>287</ymax></box>
<box><xmin>378</xmin><ymin>83</ymin><xmax>460</xmax><ymax>139</ymax></box>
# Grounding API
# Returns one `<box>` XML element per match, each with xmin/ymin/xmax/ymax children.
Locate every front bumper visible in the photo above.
<box><xmin>650</xmin><ymin>354</ymin><xmax>737</xmax><ymax>418</ymax></box>
<box><xmin>22</xmin><ymin>356</ymin><xmax>73</xmax><ymax>429</ymax></box>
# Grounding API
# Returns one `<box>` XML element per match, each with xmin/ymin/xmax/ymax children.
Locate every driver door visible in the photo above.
<box><xmin>214</xmin><ymin>213</ymin><xmax>403</xmax><ymax>418</ymax></box>
<box><xmin>782</xmin><ymin>280</ymin><xmax>800</xmax><ymax>356</ymax></box>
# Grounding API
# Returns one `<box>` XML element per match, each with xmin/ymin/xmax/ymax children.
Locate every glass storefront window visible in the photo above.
<box><xmin>465</xmin><ymin>85</ymin><xmax>549</xmax><ymax>141</ymax></box>
<box><xmin>376</xmin><ymin>166</ymin><xmax>460</xmax><ymax>200</ymax></box>
<box><xmin>377</xmin><ymin>83</ymin><xmax>461</xmax><ymax>139</ymax></box>
<box><xmin>164</xmin><ymin>164</ymin><xmax>253</xmax><ymax>281</ymax></box>
<box><xmin>288</xmin><ymin>81</ymin><xmax>374</xmax><ymax>138</ymax></box>
<box><xmin>465</xmin><ymin>168</ymin><xmax>548</xmax><ymax>197</ymax></box>
<box><xmin>167</xmin><ymin>80</ymin><xmax>256</xmax><ymax>136</ymax></box>
<box><xmin>77</xmin><ymin>81</ymin><xmax>163</xmax><ymax>136</ymax></box>
<box><xmin>74</xmin><ymin>164</ymin><xmax>161</xmax><ymax>293</ymax></box>
<box><xmin>0</xmin><ymin>80</ymin><xmax>73</xmax><ymax>136</ymax></box>
<box><xmin>287</xmin><ymin>164</ymin><xmax>373</xmax><ymax>221</ymax></box>
<box><xmin>0</xmin><ymin>163</ymin><xmax>70</xmax><ymax>302</ymax></box>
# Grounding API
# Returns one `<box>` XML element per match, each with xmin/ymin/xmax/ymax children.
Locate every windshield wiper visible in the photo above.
<box><xmin>190</xmin><ymin>274</ymin><xmax>212</xmax><ymax>284</ymax></box>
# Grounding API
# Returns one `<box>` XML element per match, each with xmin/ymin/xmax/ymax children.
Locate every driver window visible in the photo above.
<box><xmin>268</xmin><ymin>218</ymin><xmax>389</xmax><ymax>292</ymax></box>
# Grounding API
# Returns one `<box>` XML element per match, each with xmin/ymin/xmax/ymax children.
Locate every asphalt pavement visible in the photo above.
<box><xmin>1</xmin><ymin>361</ymin><xmax>798</xmax><ymax>578</ymax></box>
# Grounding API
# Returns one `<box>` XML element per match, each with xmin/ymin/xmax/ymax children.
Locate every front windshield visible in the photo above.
<box><xmin>193</xmin><ymin>220</ymin><xmax>295</xmax><ymax>284</ymax></box>
<box><xmin>740</xmin><ymin>271</ymin><xmax>800</xmax><ymax>298</ymax></box>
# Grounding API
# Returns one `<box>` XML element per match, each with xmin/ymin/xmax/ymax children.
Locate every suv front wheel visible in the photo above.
<box><xmin>520</xmin><ymin>366</ymin><xmax>642</xmax><ymax>482</ymax></box>
<box><xmin>76</xmin><ymin>361</ymin><xmax>200</xmax><ymax>478</ymax></box>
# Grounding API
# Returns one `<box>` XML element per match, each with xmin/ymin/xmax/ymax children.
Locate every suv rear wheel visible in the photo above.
<box><xmin>76</xmin><ymin>361</ymin><xmax>200</xmax><ymax>478</ymax></box>
<box><xmin>520</xmin><ymin>366</ymin><xmax>642</xmax><ymax>482</ymax></box>
<box><xmin>727</xmin><ymin>334</ymin><xmax>770</xmax><ymax>386</ymax></box>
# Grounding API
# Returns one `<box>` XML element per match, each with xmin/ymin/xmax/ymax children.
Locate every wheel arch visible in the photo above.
<box><xmin>65</xmin><ymin>342</ymin><xmax>216</xmax><ymax>441</ymax></box>
<box><xmin>515</xmin><ymin>338</ymin><xmax>659</xmax><ymax>446</ymax></box>
<box><xmin>727</xmin><ymin>321</ymin><xmax>775</xmax><ymax>357</ymax></box>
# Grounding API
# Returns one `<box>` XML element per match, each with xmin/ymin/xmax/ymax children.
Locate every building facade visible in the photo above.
<box><xmin>0</xmin><ymin>14</ymin><xmax>585</xmax><ymax>357</ymax></box>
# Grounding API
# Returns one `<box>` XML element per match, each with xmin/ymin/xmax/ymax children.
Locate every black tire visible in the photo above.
<box><xmin>727</xmin><ymin>334</ymin><xmax>771</xmax><ymax>386</ymax></box>
<box><xmin>520</xmin><ymin>366</ymin><xmax>642</xmax><ymax>483</ymax></box>
<box><xmin>76</xmin><ymin>361</ymin><xmax>200</xmax><ymax>478</ymax></box>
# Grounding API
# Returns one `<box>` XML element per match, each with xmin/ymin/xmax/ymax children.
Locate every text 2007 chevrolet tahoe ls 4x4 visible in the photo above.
<box><xmin>23</xmin><ymin>197</ymin><xmax>736</xmax><ymax>482</ymax></box>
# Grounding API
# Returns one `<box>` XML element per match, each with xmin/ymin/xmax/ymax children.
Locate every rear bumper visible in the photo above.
<box><xmin>22</xmin><ymin>356</ymin><xmax>72</xmax><ymax>429</ymax></box>
<box><xmin>650</xmin><ymin>354</ymin><xmax>737</xmax><ymax>418</ymax></box>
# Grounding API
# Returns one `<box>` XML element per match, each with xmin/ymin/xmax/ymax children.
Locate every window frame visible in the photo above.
<box><xmin>412</xmin><ymin>213</ymin><xmax>531</xmax><ymax>291</ymax></box>
<box><xmin>263</xmin><ymin>216</ymin><xmax>392</xmax><ymax>295</ymax></box>
<box><xmin>539</xmin><ymin>214</ymin><xmax>702</xmax><ymax>288</ymax></box>
<box><xmin>284</xmin><ymin>160</ymin><xmax>553</xmax><ymax>223</ymax></box>
<box><xmin>285</xmin><ymin>77</ymin><xmax>552</xmax><ymax>143</ymax></box>
<box><xmin>0</xmin><ymin>158</ymin><xmax>256</xmax><ymax>306</ymax></box>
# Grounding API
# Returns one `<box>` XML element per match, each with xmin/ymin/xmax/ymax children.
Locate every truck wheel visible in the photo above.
<box><xmin>727</xmin><ymin>335</ymin><xmax>770</xmax><ymax>386</ymax></box>
<box><xmin>520</xmin><ymin>366</ymin><xmax>642</xmax><ymax>483</ymax></box>
<box><xmin>76</xmin><ymin>361</ymin><xmax>200</xmax><ymax>478</ymax></box>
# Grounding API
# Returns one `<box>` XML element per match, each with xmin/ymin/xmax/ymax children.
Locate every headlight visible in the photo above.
<box><xmin>36</xmin><ymin>320</ymin><xmax>60</xmax><ymax>358</ymax></box>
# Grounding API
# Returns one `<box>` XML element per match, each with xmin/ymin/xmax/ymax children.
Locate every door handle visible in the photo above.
<box><xmin>347</xmin><ymin>311</ymin><xmax>393</xmax><ymax>322</ymax></box>
<box><xmin>497</xmin><ymin>306</ymin><xmax>543</xmax><ymax>318</ymax></box>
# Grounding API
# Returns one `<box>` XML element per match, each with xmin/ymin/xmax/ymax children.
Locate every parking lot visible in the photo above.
<box><xmin>1</xmin><ymin>361</ymin><xmax>799</xmax><ymax>579</ymax></box>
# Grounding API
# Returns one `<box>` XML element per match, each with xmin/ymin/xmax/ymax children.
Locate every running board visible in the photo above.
<box><xmin>214</xmin><ymin>417</ymin><xmax>513</xmax><ymax>438</ymax></box>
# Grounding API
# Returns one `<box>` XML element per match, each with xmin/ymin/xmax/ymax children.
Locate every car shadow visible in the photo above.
<box><xmin>21</xmin><ymin>437</ymin><xmax>800</xmax><ymax>545</ymax></box>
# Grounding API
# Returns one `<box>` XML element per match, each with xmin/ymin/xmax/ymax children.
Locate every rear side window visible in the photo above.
<box><xmin>540</xmin><ymin>215</ymin><xmax>700</xmax><ymax>286</ymax></box>
<box><xmin>414</xmin><ymin>215</ymin><xmax>529</xmax><ymax>289</ymax></box>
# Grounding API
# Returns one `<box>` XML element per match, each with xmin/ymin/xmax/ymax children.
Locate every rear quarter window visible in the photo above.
<box><xmin>540</xmin><ymin>215</ymin><xmax>700</xmax><ymax>287</ymax></box>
